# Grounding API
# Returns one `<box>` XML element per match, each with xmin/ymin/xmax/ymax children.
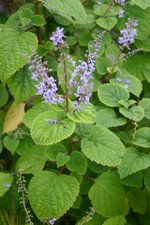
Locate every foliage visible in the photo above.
<box><xmin>0</xmin><ymin>0</ymin><xmax>150</xmax><ymax>225</ymax></box>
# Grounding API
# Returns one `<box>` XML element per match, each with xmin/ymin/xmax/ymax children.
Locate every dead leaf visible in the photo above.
<box><xmin>3</xmin><ymin>102</ymin><xmax>25</xmax><ymax>133</ymax></box>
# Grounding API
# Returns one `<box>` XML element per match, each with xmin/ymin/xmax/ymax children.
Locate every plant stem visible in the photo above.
<box><xmin>111</xmin><ymin>51</ymin><xmax>122</xmax><ymax>73</ymax></box>
<box><xmin>62</xmin><ymin>52</ymin><xmax>69</xmax><ymax>112</ymax></box>
<box><xmin>42</xmin><ymin>5</ymin><xmax>49</xmax><ymax>39</ymax></box>
<box><xmin>17</xmin><ymin>173</ymin><xmax>34</xmax><ymax>225</ymax></box>
<box><xmin>103</xmin><ymin>0</ymin><xmax>114</xmax><ymax>17</ymax></box>
<box><xmin>34</xmin><ymin>0</ymin><xmax>42</xmax><ymax>45</ymax></box>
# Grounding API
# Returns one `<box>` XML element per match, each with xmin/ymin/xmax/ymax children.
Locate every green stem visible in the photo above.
<box><xmin>103</xmin><ymin>0</ymin><xmax>114</xmax><ymax>18</ymax></box>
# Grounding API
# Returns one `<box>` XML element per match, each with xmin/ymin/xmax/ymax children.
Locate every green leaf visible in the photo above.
<box><xmin>96</xmin><ymin>108</ymin><xmax>126</xmax><ymax>128</ymax></box>
<box><xmin>123</xmin><ymin>53</ymin><xmax>150</xmax><ymax>81</ymax></box>
<box><xmin>94</xmin><ymin>4</ymin><xmax>121</xmax><ymax>16</ymax></box>
<box><xmin>78</xmin><ymin>31</ymin><xmax>91</xmax><ymax>46</ymax></box>
<box><xmin>88</xmin><ymin>160</ymin><xmax>108</xmax><ymax>174</ymax></box>
<box><xmin>120</xmin><ymin>172</ymin><xmax>143</xmax><ymax>188</ymax></box>
<box><xmin>139</xmin><ymin>98</ymin><xmax>150</xmax><ymax>120</ymax></box>
<box><xmin>133</xmin><ymin>127</ymin><xmax>150</xmax><ymax>148</ymax></box>
<box><xmin>89</xmin><ymin>172</ymin><xmax>125</xmax><ymax>217</ymax></box>
<box><xmin>8</xmin><ymin>67</ymin><xmax>36</xmax><ymax>104</ymax></box>
<box><xmin>96</xmin><ymin>17</ymin><xmax>117</xmax><ymax>30</ymax></box>
<box><xmin>40</xmin><ymin>0</ymin><xmax>87</xmax><ymax>23</ymax></box>
<box><xmin>54</xmin><ymin>15</ymin><xmax>71</xmax><ymax>26</ymax></box>
<box><xmin>135</xmin><ymin>37</ymin><xmax>150</xmax><ymax>52</ymax></box>
<box><xmin>0</xmin><ymin>29</ymin><xmax>38</xmax><ymax>82</ymax></box>
<box><xmin>44</xmin><ymin>144</ymin><xmax>67</xmax><ymax>161</ymax></box>
<box><xmin>20</xmin><ymin>17</ymin><xmax>32</xmax><ymax>27</ymax></box>
<box><xmin>31</xmin><ymin>110</ymin><xmax>75</xmax><ymax>145</ymax></box>
<box><xmin>23</xmin><ymin>102</ymin><xmax>53</xmax><ymax>128</ymax></box>
<box><xmin>16</xmin><ymin>137</ymin><xmax>35</xmax><ymax>156</ymax></box>
<box><xmin>67</xmin><ymin>104</ymin><xmax>96</xmax><ymax>124</ymax></box>
<box><xmin>28</xmin><ymin>171</ymin><xmax>79</xmax><ymax>220</ymax></box>
<box><xmin>19</xmin><ymin>7</ymin><xmax>33</xmax><ymax>19</ymax></box>
<box><xmin>6</xmin><ymin>3</ymin><xmax>34</xmax><ymax>29</ymax></box>
<box><xmin>72</xmin><ymin>194</ymin><xmax>82</xmax><ymax>209</ymax></box>
<box><xmin>3</xmin><ymin>136</ymin><xmax>19</xmax><ymax>155</ymax></box>
<box><xmin>126</xmin><ymin>6</ymin><xmax>150</xmax><ymax>40</ymax></box>
<box><xmin>112</xmin><ymin>70</ymin><xmax>142</xmax><ymax>97</ymax></box>
<box><xmin>57</xmin><ymin>61</ymin><xmax>74</xmax><ymax>93</ymax></box>
<box><xmin>119</xmin><ymin>106</ymin><xmax>144</xmax><ymax>122</ymax></box>
<box><xmin>118</xmin><ymin>148</ymin><xmax>150</xmax><ymax>179</ymax></box>
<box><xmin>0</xmin><ymin>138</ymin><xmax>3</xmax><ymax>154</ymax></box>
<box><xmin>31</xmin><ymin>15</ymin><xmax>46</xmax><ymax>26</ymax></box>
<box><xmin>19</xmin><ymin>8</ymin><xmax>33</xmax><ymax>26</ymax></box>
<box><xmin>56</xmin><ymin>152</ymin><xmax>70</xmax><ymax>168</ymax></box>
<box><xmin>131</xmin><ymin>0</ymin><xmax>150</xmax><ymax>10</ymax></box>
<box><xmin>143</xmin><ymin>167</ymin><xmax>150</xmax><ymax>191</ymax></box>
<box><xmin>105</xmin><ymin>43</ymin><xmax>120</xmax><ymax>59</ymax></box>
<box><xmin>66</xmin><ymin>151</ymin><xmax>87</xmax><ymax>175</ymax></box>
<box><xmin>102</xmin><ymin>215</ymin><xmax>126</xmax><ymax>225</ymax></box>
<box><xmin>75</xmin><ymin>123</ymin><xmax>93</xmax><ymax>138</ymax></box>
<box><xmin>16</xmin><ymin>146</ymin><xmax>48</xmax><ymax>174</ymax></box>
<box><xmin>96</xmin><ymin>57</ymin><xmax>112</xmax><ymax>75</ymax></box>
<box><xmin>81</xmin><ymin>125</ymin><xmax>125</xmax><ymax>167</ymax></box>
<box><xmin>0</xmin><ymin>173</ymin><xmax>13</xmax><ymax>197</ymax></box>
<box><xmin>66</xmin><ymin>36</ymin><xmax>77</xmax><ymax>46</ymax></box>
<box><xmin>126</xmin><ymin>188</ymin><xmax>147</xmax><ymax>214</ymax></box>
<box><xmin>0</xmin><ymin>84</ymin><xmax>9</xmax><ymax>107</ymax></box>
<box><xmin>98</xmin><ymin>83</ymin><xmax>129</xmax><ymax>107</ymax></box>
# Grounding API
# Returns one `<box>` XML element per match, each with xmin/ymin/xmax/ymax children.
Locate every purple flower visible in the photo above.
<box><xmin>3</xmin><ymin>184</ymin><xmax>11</xmax><ymax>187</ymax></box>
<box><xmin>114</xmin><ymin>0</ymin><xmax>126</xmax><ymax>5</ymax></box>
<box><xmin>124</xmin><ymin>84</ymin><xmax>129</xmax><ymax>88</ymax></box>
<box><xmin>118</xmin><ymin>18</ymin><xmax>138</xmax><ymax>49</ymax></box>
<box><xmin>118</xmin><ymin>9</ymin><xmax>125</xmax><ymax>18</ymax></box>
<box><xmin>49</xmin><ymin>218</ymin><xmax>56</xmax><ymax>225</ymax></box>
<box><xmin>28</xmin><ymin>54</ymin><xmax>62</xmax><ymax>104</ymax></box>
<box><xmin>69</xmin><ymin>32</ymin><xmax>105</xmax><ymax>108</ymax></box>
<box><xmin>50</xmin><ymin>27</ymin><xmax>65</xmax><ymax>48</ymax></box>
<box><xmin>27</xmin><ymin>28</ymin><xmax>105</xmax><ymax>110</ymax></box>
<box><xmin>116</xmin><ymin>77</ymin><xmax>131</xmax><ymax>89</ymax></box>
<box><xmin>116</xmin><ymin>77</ymin><xmax>122</xmax><ymax>82</ymax></box>
<box><xmin>48</xmin><ymin>119</ymin><xmax>58</xmax><ymax>124</ymax></box>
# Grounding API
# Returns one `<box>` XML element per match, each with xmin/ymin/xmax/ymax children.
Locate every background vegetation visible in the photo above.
<box><xmin>0</xmin><ymin>0</ymin><xmax>150</xmax><ymax>224</ymax></box>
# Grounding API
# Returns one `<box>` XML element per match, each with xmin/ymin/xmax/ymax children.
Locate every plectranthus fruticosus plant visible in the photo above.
<box><xmin>2</xmin><ymin>0</ymin><xmax>150</xmax><ymax>225</ymax></box>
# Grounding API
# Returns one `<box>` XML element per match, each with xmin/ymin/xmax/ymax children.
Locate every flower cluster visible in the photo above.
<box><xmin>28</xmin><ymin>55</ymin><xmax>62</xmax><ymax>104</ymax></box>
<box><xmin>49</xmin><ymin>27</ymin><xmax>65</xmax><ymax>48</ymax></box>
<box><xmin>114</xmin><ymin>0</ymin><xmax>126</xmax><ymax>5</ymax></box>
<box><xmin>118</xmin><ymin>18</ymin><xmax>138</xmax><ymax>49</ymax></box>
<box><xmin>28</xmin><ymin>28</ymin><xmax>104</xmax><ymax>109</ymax></box>
<box><xmin>17</xmin><ymin>172</ymin><xmax>34</xmax><ymax>225</ymax></box>
<box><xmin>68</xmin><ymin>32</ymin><xmax>105</xmax><ymax>108</ymax></box>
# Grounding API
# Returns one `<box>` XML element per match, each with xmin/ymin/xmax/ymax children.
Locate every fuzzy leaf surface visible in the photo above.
<box><xmin>28</xmin><ymin>171</ymin><xmax>79</xmax><ymax>220</ymax></box>
<box><xmin>98</xmin><ymin>84</ymin><xmax>129</xmax><ymax>107</ymax></box>
<box><xmin>118</xmin><ymin>148</ymin><xmax>150</xmax><ymax>179</ymax></box>
<box><xmin>31</xmin><ymin>110</ymin><xmax>75</xmax><ymax>145</ymax></box>
<box><xmin>89</xmin><ymin>172</ymin><xmax>125</xmax><ymax>217</ymax></box>
<box><xmin>0</xmin><ymin>29</ymin><xmax>37</xmax><ymax>82</ymax></box>
<box><xmin>102</xmin><ymin>215</ymin><xmax>126</xmax><ymax>225</ymax></box>
<box><xmin>81</xmin><ymin>125</ymin><xmax>125</xmax><ymax>167</ymax></box>
<box><xmin>40</xmin><ymin>0</ymin><xmax>87</xmax><ymax>23</ymax></box>
<box><xmin>0</xmin><ymin>173</ymin><xmax>13</xmax><ymax>197</ymax></box>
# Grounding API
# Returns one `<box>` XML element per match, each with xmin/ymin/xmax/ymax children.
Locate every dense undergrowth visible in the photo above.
<box><xmin>0</xmin><ymin>0</ymin><xmax>150</xmax><ymax>224</ymax></box>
